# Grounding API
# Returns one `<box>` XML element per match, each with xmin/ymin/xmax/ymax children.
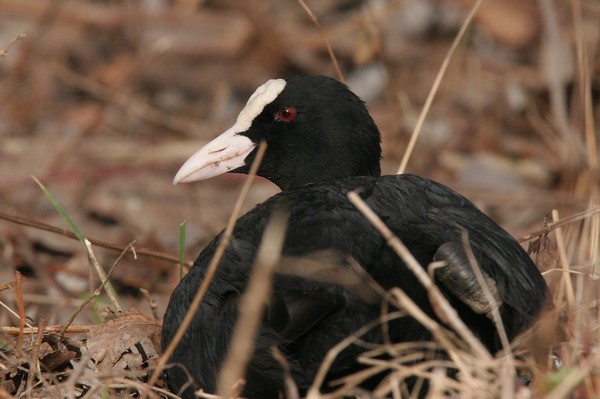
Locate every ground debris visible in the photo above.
<box><xmin>1</xmin><ymin>310</ymin><xmax>164</xmax><ymax>398</ymax></box>
<box><xmin>85</xmin><ymin>309</ymin><xmax>162</xmax><ymax>373</ymax></box>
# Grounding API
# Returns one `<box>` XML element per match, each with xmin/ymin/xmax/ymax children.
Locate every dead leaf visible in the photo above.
<box><xmin>85</xmin><ymin>309</ymin><xmax>161</xmax><ymax>373</ymax></box>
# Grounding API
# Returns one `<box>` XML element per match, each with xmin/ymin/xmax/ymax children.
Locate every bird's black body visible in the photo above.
<box><xmin>162</xmin><ymin>76</ymin><xmax>548</xmax><ymax>398</ymax></box>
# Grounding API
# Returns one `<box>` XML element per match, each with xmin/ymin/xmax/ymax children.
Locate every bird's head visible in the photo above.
<box><xmin>174</xmin><ymin>75</ymin><xmax>382</xmax><ymax>191</ymax></box>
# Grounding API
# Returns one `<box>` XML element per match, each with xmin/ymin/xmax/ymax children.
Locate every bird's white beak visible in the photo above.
<box><xmin>173</xmin><ymin>122</ymin><xmax>256</xmax><ymax>185</ymax></box>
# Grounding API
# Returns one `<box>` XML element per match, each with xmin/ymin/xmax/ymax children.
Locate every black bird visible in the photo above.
<box><xmin>162</xmin><ymin>75</ymin><xmax>547</xmax><ymax>398</ymax></box>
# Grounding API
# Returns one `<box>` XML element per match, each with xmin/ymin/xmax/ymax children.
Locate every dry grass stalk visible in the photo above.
<box><xmin>85</xmin><ymin>238</ymin><xmax>122</xmax><ymax>312</ymax></box>
<box><xmin>459</xmin><ymin>233</ymin><xmax>514</xmax><ymax>378</ymax></box>
<box><xmin>272</xmin><ymin>347</ymin><xmax>300</xmax><ymax>399</ymax></box>
<box><xmin>460</xmin><ymin>235</ymin><xmax>518</xmax><ymax>399</ymax></box>
<box><xmin>296</xmin><ymin>0</ymin><xmax>345</xmax><ymax>83</ymax></box>
<box><xmin>347</xmin><ymin>191</ymin><xmax>490</xmax><ymax>360</ymax></box>
<box><xmin>150</xmin><ymin>141</ymin><xmax>267</xmax><ymax>387</ymax></box>
<box><xmin>216</xmin><ymin>212</ymin><xmax>289</xmax><ymax>397</ymax></box>
<box><xmin>538</xmin><ymin>0</ymin><xmax>573</xmax><ymax>150</ymax></box>
<box><xmin>60</xmin><ymin>241</ymin><xmax>134</xmax><ymax>335</ymax></box>
<box><xmin>397</xmin><ymin>0</ymin><xmax>486</xmax><ymax>174</ymax></box>
<box><xmin>307</xmin><ymin>310</ymin><xmax>405</xmax><ymax>398</ymax></box>
<box><xmin>570</xmin><ymin>0</ymin><xmax>598</xmax><ymax>171</ymax></box>
<box><xmin>552</xmin><ymin>209</ymin><xmax>576</xmax><ymax>306</ymax></box>
<box><xmin>0</xmin><ymin>299</ymin><xmax>35</xmax><ymax>330</ymax></box>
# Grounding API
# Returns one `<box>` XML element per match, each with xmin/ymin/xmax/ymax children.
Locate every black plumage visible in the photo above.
<box><xmin>162</xmin><ymin>76</ymin><xmax>547</xmax><ymax>398</ymax></box>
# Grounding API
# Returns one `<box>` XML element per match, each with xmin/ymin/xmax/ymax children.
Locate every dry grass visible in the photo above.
<box><xmin>1</xmin><ymin>0</ymin><xmax>599</xmax><ymax>398</ymax></box>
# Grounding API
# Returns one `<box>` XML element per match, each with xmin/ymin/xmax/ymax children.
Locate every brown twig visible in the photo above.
<box><xmin>0</xmin><ymin>280</ymin><xmax>17</xmax><ymax>292</ymax></box>
<box><xmin>0</xmin><ymin>211</ymin><xmax>192</xmax><ymax>267</ymax></box>
<box><xmin>149</xmin><ymin>141</ymin><xmax>267</xmax><ymax>387</ymax></box>
<box><xmin>0</xmin><ymin>33</ymin><xmax>26</xmax><ymax>57</ymax></box>
<box><xmin>0</xmin><ymin>325</ymin><xmax>90</xmax><ymax>335</ymax></box>
<box><xmin>26</xmin><ymin>318</ymin><xmax>46</xmax><ymax>395</ymax></box>
<box><xmin>519</xmin><ymin>205</ymin><xmax>600</xmax><ymax>242</ymax></box>
<box><xmin>0</xmin><ymin>300</ymin><xmax>35</xmax><ymax>329</ymax></box>
<box><xmin>140</xmin><ymin>288</ymin><xmax>160</xmax><ymax>320</ymax></box>
<box><xmin>15</xmin><ymin>271</ymin><xmax>25</xmax><ymax>357</ymax></box>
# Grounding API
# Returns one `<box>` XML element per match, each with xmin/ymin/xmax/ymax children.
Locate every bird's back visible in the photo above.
<box><xmin>162</xmin><ymin>173</ymin><xmax>547</xmax><ymax>397</ymax></box>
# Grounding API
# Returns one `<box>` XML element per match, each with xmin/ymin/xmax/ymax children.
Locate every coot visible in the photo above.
<box><xmin>163</xmin><ymin>76</ymin><xmax>547</xmax><ymax>398</ymax></box>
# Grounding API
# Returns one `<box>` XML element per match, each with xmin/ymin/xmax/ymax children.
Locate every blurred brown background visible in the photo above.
<box><xmin>0</xmin><ymin>0</ymin><xmax>598</xmax><ymax>329</ymax></box>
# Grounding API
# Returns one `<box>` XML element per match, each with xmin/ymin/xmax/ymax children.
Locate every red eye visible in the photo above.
<box><xmin>276</xmin><ymin>106</ymin><xmax>297</xmax><ymax>122</ymax></box>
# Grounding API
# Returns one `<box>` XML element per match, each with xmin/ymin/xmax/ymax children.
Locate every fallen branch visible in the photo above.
<box><xmin>0</xmin><ymin>325</ymin><xmax>91</xmax><ymax>335</ymax></box>
<box><xmin>0</xmin><ymin>33</ymin><xmax>26</xmax><ymax>57</ymax></box>
<box><xmin>0</xmin><ymin>211</ymin><xmax>192</xmax><ymax>267</ymax></box>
